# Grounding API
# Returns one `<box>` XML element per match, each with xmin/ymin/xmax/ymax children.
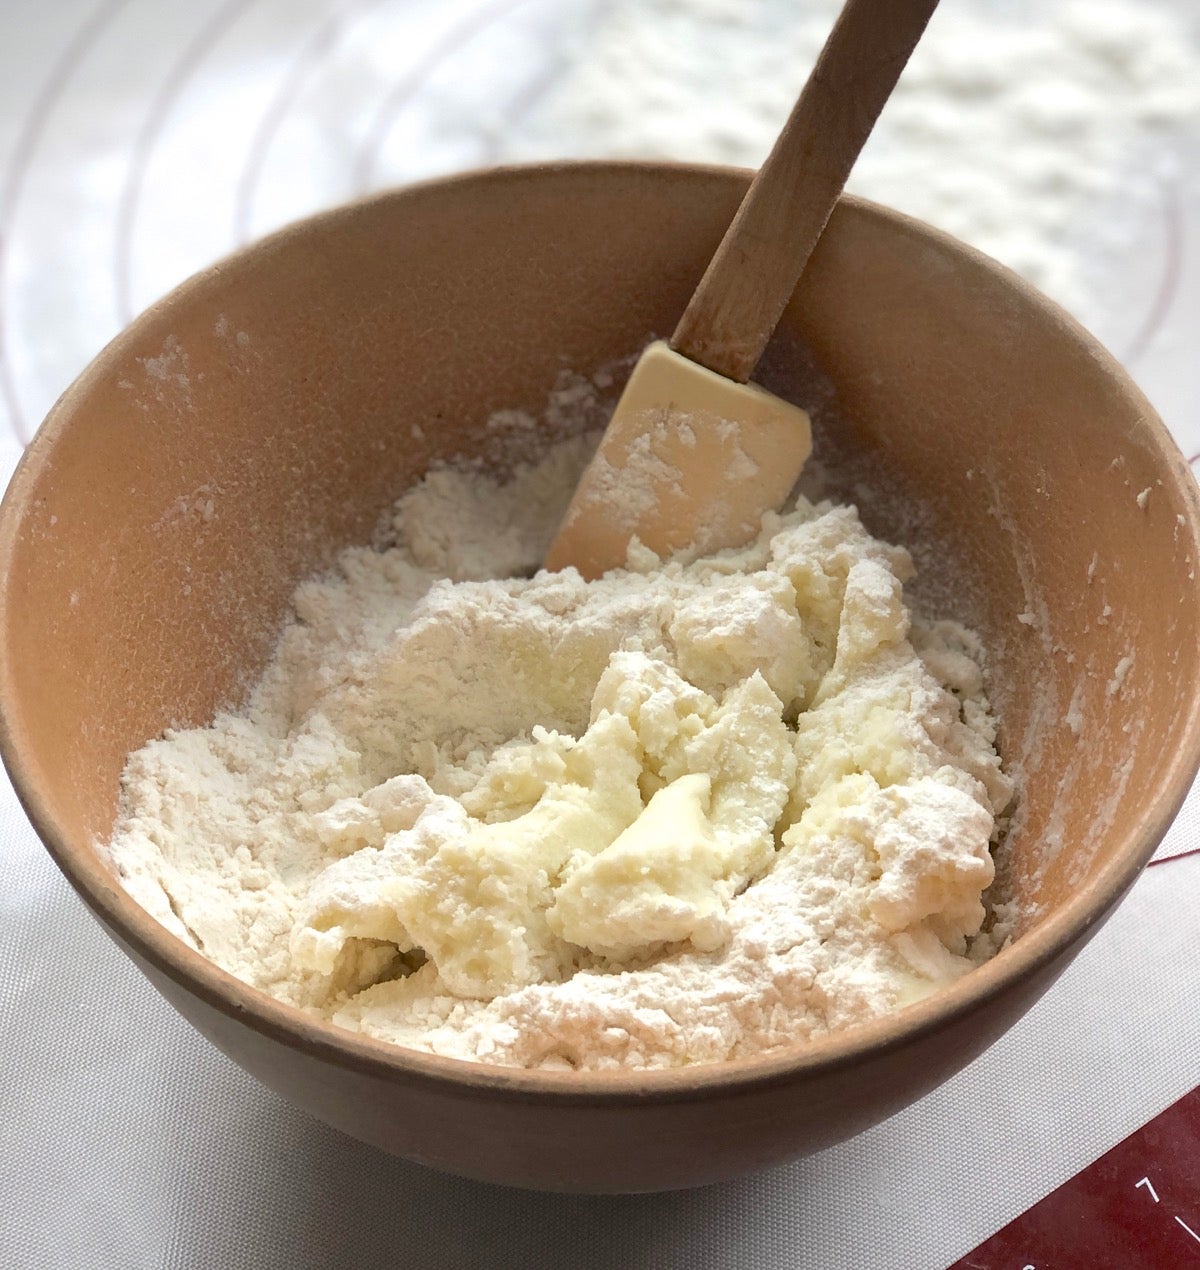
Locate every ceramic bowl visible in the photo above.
<box><xmin>2</xmin><ymin>163</ymin><xmax>1198</xmax><ymax>1192</ymax></box>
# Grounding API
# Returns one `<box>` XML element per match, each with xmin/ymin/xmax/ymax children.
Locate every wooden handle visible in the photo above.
<box><xmin>671</xmin><ymin>0</ymin><xmax>940</xmax><ymax>383</ymax></box>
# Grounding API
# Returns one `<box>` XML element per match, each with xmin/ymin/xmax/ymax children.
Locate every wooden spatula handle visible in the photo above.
<box><xmin>671</xmin><ymin>0</ymin><xmax>940</xmax><ymax>383</ymax></box>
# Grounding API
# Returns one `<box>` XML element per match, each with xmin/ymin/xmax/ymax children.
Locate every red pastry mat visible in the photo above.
<box><xmin>950</xmin><ymin>1087</ymin><xmax>1200</xmax><ymax>1268</ymax></box>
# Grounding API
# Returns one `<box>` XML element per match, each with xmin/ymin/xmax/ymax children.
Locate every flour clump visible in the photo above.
<box><xmin>109</xmin><ymin>414</ymin><xmax>1012</xmax><ymax>1071</ymax></box>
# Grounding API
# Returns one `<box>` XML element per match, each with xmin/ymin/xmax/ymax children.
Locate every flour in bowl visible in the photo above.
<box><xmin>109</xmin><ymin>403</ymin><xmax>1012</xmax><ymax>1071</ymax></box>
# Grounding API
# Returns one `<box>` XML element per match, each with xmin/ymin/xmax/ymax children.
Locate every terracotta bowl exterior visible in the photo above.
<box><xmin>1</xmin><ymin>163</ymin><xmax>1198</xmax><ymax>1193</ymax></box>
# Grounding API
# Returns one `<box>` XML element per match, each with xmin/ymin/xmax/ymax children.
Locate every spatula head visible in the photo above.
<box><xmin>545</xmin><ymin>341</ymin><xmax>812</xmax><ymax>578</ymax></box>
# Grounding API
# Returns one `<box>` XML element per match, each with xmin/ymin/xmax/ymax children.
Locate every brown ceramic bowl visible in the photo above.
<box><xmin>1</xmin><ymin>163</ymin><xmax>1198</xmax><ymax>1193</ymax></box>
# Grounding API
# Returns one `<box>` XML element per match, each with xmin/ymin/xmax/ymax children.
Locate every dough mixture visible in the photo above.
<box><xmin>109</xmin><ymin>410</ymin><xmax>1013</xmax><ymax>1071</ymax></box>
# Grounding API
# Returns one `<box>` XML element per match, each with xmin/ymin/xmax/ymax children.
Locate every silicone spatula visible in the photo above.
<box><xmin>545</xmin><ymin>0</ymin><xmax>940</xmax><ymax>578</ymax></box>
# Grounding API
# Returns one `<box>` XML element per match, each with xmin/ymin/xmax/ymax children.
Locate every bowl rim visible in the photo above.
<box><xmin>2</xmin><ymin>159</ymin><xmax>1199</xmax><ymax>1104</ymax></box>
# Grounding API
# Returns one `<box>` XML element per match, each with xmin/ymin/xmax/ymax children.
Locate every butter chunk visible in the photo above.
<box><xmin>296</xmin><ymin>713</ymin><xmax>644</xmax><ymax>998</ymax></box>
<box><xmin>549</xmin><ymin>773</ymin><xmax>729</xmax><ymax>956</ymax></box>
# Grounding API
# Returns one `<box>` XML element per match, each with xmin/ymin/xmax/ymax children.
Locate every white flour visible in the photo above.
<box><xmin>490</xmin><ymin>0</ymin><xmax>1200</xmax><ymax>336</ymax></box>
<box><xmin>109</xmin><ymin>395</ymin><xmax>1012</xmax><ymax>1071</ymax></box>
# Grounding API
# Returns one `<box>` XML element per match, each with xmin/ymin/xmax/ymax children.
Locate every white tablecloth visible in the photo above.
<box><xmin>3</xmin><ymin>4</ymin><xmax>1199</xmax><ymax>1267</ymax></box>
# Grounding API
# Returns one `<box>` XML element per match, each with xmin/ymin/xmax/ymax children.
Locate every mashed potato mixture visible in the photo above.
<box><xmin>110</xmin><ymin>420</ymin><xmax>1012</xmax><ymax>1071</ymax></box>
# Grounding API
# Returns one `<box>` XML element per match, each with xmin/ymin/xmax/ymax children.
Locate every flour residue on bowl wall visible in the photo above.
<box><xmin>137</xmin><ymin>335</ymin><xmax>194</xmax><ymax>399</ymax></box>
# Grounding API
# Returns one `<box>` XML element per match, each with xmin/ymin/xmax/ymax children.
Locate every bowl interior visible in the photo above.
<box><xmin>2</xmin><ymin>162</ymin><xmax>1199</xmax><ymax>1038</ymax></box>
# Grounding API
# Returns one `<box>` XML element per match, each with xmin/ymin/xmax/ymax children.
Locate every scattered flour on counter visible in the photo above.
<box><xmin>486</xmin><ymin>0</ymin><xmax>1200</xmax><ymax>331</ymax></box>
<box><xmin>109</xmin><ymin>423</ymin><xmax>1013</xmax><ymax>1071</ymax></box>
